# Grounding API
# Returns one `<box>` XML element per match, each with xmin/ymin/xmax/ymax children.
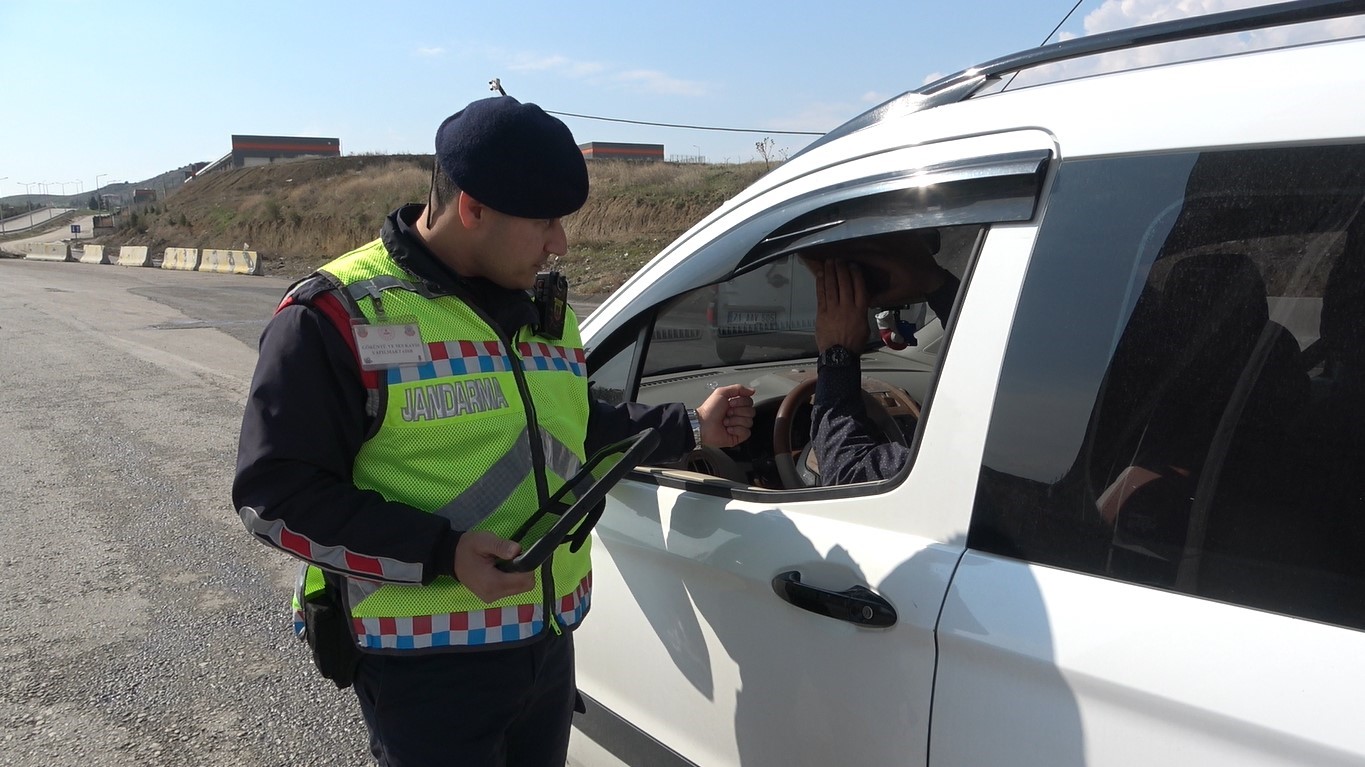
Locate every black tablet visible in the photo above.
<box><xmin>496</xmin><ymin>427</ymin><xmax>661</xmax><ymax>573</ymax></box>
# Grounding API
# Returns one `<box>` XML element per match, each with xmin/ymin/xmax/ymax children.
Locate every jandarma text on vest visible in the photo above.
<box><xmin>401</xmin><ymin>378</ymin><xmax>511</xmax><ymax>422</ymax></box>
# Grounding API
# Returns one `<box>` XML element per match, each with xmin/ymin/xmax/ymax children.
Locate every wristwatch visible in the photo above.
<box><xmin>686</xmin><ymin>408</ymin><xmax>703</xmax><ymax>449</ymax></box>
<box><xmin>818</xmin><ymin>344</ymin><xmax>855</xmax><ymax>369</ymax></box>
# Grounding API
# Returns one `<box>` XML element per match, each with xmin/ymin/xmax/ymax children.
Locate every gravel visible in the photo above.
<box><xmin>0</xmin><ymin>262</ymin><xmax>371</xmax><ymax>766</ymax></box>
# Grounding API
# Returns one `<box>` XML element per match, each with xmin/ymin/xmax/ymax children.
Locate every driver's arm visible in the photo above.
<box><xmin>812</xmin><ymin>357</ymin><xmax>910</xmax><ymax>484</ymax></box>
<box><xmin>807</xmin><ymin>258</ymin><xmax>959</xmax><ymax>486</ymax></box>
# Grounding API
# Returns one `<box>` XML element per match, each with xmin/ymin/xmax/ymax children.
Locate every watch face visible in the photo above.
<box><xmin>820</xmin><ymin>345</ymin><xmax>853</xmax><ymax>368</ymax></box>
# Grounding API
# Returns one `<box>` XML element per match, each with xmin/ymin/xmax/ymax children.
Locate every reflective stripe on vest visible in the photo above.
<box><xmin>436</xmin><ymin>427</ymin><xmax>585</xmax><ymax>531</ymax></box>
<box><xmin>351</xmin><ymin>573</ymin><xmax>593</xmax><ymax>650</ymax></box>
<box><xmin>316</xmin><ymin>239</ymin><xmax>593</xmax><ymax>650</ymax></box>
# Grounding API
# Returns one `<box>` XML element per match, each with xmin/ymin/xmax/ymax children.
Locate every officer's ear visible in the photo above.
<box><xmin>456</xmin><ymin>191</ymin><xmax>490</xmax><ymax>230</ymax></box>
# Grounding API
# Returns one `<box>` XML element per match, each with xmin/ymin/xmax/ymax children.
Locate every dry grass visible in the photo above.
<box><xmin>95</xmin><ymin>156</ymin><xmax>769</xmax><ymax>295</ymax></box>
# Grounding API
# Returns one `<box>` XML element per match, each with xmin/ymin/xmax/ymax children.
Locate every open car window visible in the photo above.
<box><xmin>625</xmin><ymin>223</ymin><xmax>981</xmax><ymax>493</ymax></box>
<box><xmin>639</xmin><ymin>224</ymin><xmax>981</xmax><ymax>377</ymax></box>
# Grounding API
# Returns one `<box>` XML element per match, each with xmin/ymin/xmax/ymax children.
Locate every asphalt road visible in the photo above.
<box><xmin>0</xmin><ymin>257</ymin><xmax>607</xmax><ymax>766</ymax></box>
<box><xmin>0</xmin><ymin>260</ymin><xmax>368</xmax><ymax>766</ymax></box>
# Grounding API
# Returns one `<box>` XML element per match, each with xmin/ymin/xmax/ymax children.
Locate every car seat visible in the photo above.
<box><xmin>1265</xmin><ymin>212</ymin><xmax>1365</xmax><ymax>625</ymax></box>
<box><xmin>1103</xmin><ymin>252</ymin><xmax>1308</xmax><ymax>588</ymax></box>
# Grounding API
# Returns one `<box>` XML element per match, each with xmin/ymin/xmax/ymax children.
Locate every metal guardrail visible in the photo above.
<box><xmin>0</xmin><ymin>208</ymin><xmax>77</xmax><ymax>235</ymax></box>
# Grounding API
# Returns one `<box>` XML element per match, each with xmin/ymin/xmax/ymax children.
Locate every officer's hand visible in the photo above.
<box><xmin>454</xmin><ymin>531</ymin><xmax>535</xmax><ymax>603</ymax></box>
<box><xmin>697</xmin><ymin>384</ymin><xmax>756</xmax><ymax>448</ymax></box>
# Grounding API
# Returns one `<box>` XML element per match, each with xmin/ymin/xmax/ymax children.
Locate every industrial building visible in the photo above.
<box><xmin>194</xmin><ymin>135</ymin><xmax>342</xmax><ymax>177</ymax></box>
<box><xmin>578</xmin><ymin>142</ymin><xmax>664</xmax><ymax>161</ymax></box>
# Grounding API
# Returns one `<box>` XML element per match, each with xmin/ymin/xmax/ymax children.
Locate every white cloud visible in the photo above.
<box><xmin>414</xmin><ymin>46</ymin><xmax>445</xmax><ymax>58</ymax></box>
<box><xmin>508</xmin><ymin>53</ymin><xmax>608</xmax><ymax>79</ymax></box>
<box><xmin>1022</xmin><ymin>0</ymin><xmax>1365</xmax><ymax>84</ymax></box>
<box><xmin>920</xmin><ymin>71</ymin><xmax>944</xmax><ymax>86</ymax></box>
<box><xmin>769</xmin><ymin>101</ymin><xmax>856</xmax><ymax>134</ymax></box>
<box><xmin>1080</xmin><ymin>0</ymin><xmax>1230</xmax><ymax>35</ymax></box>
<box><xmin>1078</xmin><ymin>0</ymin><xmax>1365</xmax><ymax>38</ymax></box>
<box><xmin>496</xmin><ymin>50</ymin><xmax>709</xmax><ymax>97</ymax></box>
<box><xmin>861</xmin><ymin>90</ymin><xmax>887</xmax><ymax>103</ymax></box>
<box><xmin>613</xmin><ymin>69</ymin><xmax>708</xmax><ymax>97</ymax></box>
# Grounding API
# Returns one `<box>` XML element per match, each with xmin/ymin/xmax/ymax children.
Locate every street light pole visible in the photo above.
<box><xmin>0</xmin><ymin>176</ymin><xmax>7</xmax><ymax>234</ymax></box>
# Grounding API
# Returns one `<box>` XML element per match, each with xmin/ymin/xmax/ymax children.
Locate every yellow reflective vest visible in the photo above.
<box><xmin>298</xmin><ymin>238</ymin><xmax>592</xmax><ymax>651</ymax></box>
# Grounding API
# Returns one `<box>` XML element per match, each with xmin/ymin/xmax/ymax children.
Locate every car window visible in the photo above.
<box><xmin>641</xmin><ymin>226</ymin><xmax>979</xmax><ymax>375</ymax></box>
<box><xmin>975</xmin><ymin>143</ymin><xmax>1365</xmax><ymax>630</ymax></box>
<box><xmin>587</xmin><ymin>326</ymin><xmax>640</xmax><ymax>407</ymax></box>
<box><xmin>630</xmin><ymin>224</ymin><xmax>980</xmax><ymax>491</ymax></box>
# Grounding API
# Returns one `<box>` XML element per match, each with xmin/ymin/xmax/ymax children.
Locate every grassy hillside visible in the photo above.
<box><xmin>94</xmin><ymin>155</ymin><xmax>770</xmax><ymax>295</ymax></box>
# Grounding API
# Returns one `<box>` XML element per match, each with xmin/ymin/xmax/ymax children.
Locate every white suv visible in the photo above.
<box><xmin>569</xmin><ymin>3</ymin><xmax>1365</xmax><ymax>765</ymax></box>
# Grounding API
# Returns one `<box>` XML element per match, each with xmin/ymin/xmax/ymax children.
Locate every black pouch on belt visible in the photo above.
<box><xmin>302</xmin><ymin>576</ymin><xmax>361</xmax><ymax>690</ymax></box>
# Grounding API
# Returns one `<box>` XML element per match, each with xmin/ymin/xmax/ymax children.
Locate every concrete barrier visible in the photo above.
<box><xmin>162</xmin><ymin>247</ymin><xmax>200</xmax><ymax>271</ymax></box>
<box><xmin>78</xmin><ymin>244</ymin><xmax>109</xmax><ymax>265</ymax></box>
<box><xmin>23</xmin><ymin>242</ymin><xmax>71</xmax><ymax>262</ymax></box>
<box><xmin>199</xmin><ymin>248</ymin><xmax>262</xmax><ymax>275</ymax></box>
<box><xmin>117</xmin><ymin>245</ymin><xmax>151</xmax><ymax>267</ymax></box>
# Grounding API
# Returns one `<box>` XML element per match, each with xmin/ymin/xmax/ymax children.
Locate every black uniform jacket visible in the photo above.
<box><xmin>233</xmin><ymin>204</ymin><xmax>691</xmax><ymax>585</ymax></box>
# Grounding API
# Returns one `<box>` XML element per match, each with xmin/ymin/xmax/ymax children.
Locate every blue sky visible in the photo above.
<box><xmin>0</xmin><ymin>0</ymin><xmax>1295</xmax><ymax>196</ymax></box>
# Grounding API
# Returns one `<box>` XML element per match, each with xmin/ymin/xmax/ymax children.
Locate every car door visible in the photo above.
<box><xmin>569</xmin><ymin>132</ymin><xmax>1054</xmax><ymax>767</ymax></box>
<box><xmin>933</xmin><ymin>143</ymin><xmax>1365</xmax><ymax>765</ymax></box>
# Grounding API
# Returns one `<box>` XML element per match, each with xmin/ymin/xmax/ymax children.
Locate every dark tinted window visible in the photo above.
<box><xmin>975</xmin><ymin>145</ymin><xmax>1365</xmax><ymax>630</ymax></box>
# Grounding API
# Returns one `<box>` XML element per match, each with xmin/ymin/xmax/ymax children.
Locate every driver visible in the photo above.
<box><xmin>801</xmin><ymin>230</ymin><xmax>959</xmax><ymax>484</ymax></box>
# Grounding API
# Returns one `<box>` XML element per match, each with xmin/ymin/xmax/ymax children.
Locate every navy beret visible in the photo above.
<box><xmin>435</xmin><ymin>96</ymin><xmax>589</xmax><ymax>219</ymax></box>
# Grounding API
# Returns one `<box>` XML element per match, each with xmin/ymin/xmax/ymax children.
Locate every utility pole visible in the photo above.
<box><xmin>0</xmin><ymin>177</ymin><xmax>7</xmax><ymax>233</ymax></box>
<box><xmin>95</xmin><ymin>174</ymin><xmax>106</xmax><ymax>210</ymax></box>
<box><xmin>19</xmin><ymin>181</ymin><xmax>35</xmax><ymax>217</ymax></box>
<box><xmin>43</xmin><ymin>183</ymin><xmax>59</xmax><ymax>220</ymax></box>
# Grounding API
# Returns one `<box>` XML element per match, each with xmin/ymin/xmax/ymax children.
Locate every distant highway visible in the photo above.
<box><xmin>0</xmin><ymin>213</ymin><xmax>96</xmax><ymax>256</ymax></box>
<box><xmin>0</xmin><ymin>207</ymin><xmax>75</xmax><ymax>234</ymax></box>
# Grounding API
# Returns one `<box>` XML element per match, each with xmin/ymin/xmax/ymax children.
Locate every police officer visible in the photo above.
<box><xmin>233</xmin><ymin>96</ymin><xmax>755</xmax><ymax>766</ymax></box>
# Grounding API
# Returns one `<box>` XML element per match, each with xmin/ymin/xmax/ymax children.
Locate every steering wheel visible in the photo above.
<box><xmin>773</xmin><ymin>374</ymin><xmax>921</xmax><ymax>488</ymax></box>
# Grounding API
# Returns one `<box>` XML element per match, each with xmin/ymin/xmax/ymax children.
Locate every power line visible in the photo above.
<box><xmin>544</xmin><ymin>109</ymin><xmax>824</xmax><ymax>136</ymax></box>
<box><xmin>1003</xmin><ymin>0</ymin><xmax>1090</xmax><ymax>91</ymax></box>
<box><xmin>1042</xmin><ymin>0</ymin><xmax>1088</xmax><ymax>44</ymax></box>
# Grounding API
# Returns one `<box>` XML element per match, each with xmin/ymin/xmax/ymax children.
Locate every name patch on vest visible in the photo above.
<box><xmin>401</xmin><ymin>378</ymin><xmax>510</xmax><ymax>422</ymax></box>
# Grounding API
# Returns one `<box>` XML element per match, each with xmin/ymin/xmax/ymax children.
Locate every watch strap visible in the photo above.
<box><xmin>686</xmin><ymin>408</ymin><xmax>703</xmax><ymax>449</ymax></box>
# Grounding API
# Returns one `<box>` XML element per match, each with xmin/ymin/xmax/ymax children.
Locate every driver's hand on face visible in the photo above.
<box><xmin>843</xmin><ymin>245</ymin><xmax>947</xmax><ymax>308</ymax></box>
<box><xmin>810</xmin><ymin>258</ymin><xmax>871</xmax><ymax>352</ymax></box>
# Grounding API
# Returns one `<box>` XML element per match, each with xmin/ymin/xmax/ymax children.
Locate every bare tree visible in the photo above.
<box><xmin>755</xmin><ymin>137</ymin><xmax>788</xmax><ymax>170</ymax></box>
